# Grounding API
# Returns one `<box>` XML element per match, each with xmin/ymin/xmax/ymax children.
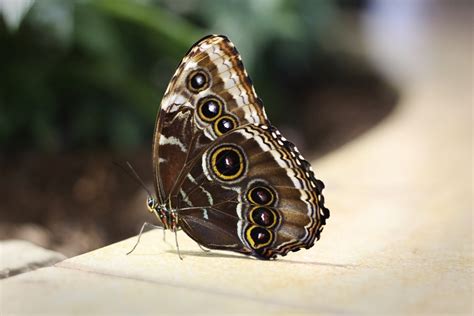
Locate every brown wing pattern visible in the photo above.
<box><xmin>175</xmin><ymin>124</ymin><xmax>329</xmax><ymax>259</ymax></box>
<box><xmin>153</xmin><ymin>35</ymin><xmax>268</xmax><ymax>203</ymax></box>
<box><xmin>152</xmin><ymin>35</ymin><xmax>329</xmax><ymax>259</ymax></box>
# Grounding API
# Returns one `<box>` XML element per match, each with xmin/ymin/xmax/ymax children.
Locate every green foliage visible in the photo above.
<box><xmin>0</xmin><ymin>0</ymin><xmax>361</xmax><ymax>152</ymax></box>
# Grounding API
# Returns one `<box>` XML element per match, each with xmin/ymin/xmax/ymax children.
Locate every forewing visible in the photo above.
<box><xmin>153</xmin><ymin>35</ymin><xmax>268</xmax><ymax>203</ymax></box>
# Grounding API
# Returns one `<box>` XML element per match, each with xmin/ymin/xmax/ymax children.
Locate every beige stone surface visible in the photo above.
<box><xmin>1</xmin><ymin>265</ymin><xmax>297</xmax><ymax>314</ymax></box>
<box><xmin>0</xmin><ymin>240</ymin><xmax>66</xmax><ymax>279</ymax></box>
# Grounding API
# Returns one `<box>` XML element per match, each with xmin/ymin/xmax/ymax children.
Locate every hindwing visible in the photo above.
<box><xmin>173</xmin><ymin>124</ymin><xmax>329</xmax><ymax>259</ymax></box>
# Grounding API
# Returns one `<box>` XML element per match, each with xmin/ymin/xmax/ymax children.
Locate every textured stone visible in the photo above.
<box><xmin>0</xmin><ymin>240</ymin><xmax>66</xmax><ymax>279</ymax></box>
<box><xmin>1</xmin><ymin>266</ymin><xmax>295</xmax><ymax>315</ymax></box>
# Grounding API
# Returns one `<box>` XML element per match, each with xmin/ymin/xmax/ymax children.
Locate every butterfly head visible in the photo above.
<box><xmin>146</xmin><ymin>196</ymin><xmax>158</xmax><ymax>213</ymax></box>
<box><xmin>146</xmin><ymin>196</ymin><xmax>176</xmax><ymax>230</ymax></box>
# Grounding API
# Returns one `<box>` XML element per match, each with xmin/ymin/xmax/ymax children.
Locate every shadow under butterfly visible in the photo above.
<box><xmin>129</xmin><ymin>35</ymin><xmax>330</xmax><ymax>260</ymax></box>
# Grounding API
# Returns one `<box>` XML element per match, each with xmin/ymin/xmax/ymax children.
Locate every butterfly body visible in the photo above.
<box><xmin>148</xmin><ymin>35</ymin><xmax>329</xmax><ymax>259</ymax></box>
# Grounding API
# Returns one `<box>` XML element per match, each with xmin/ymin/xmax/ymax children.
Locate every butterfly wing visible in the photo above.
<box><xmin>174</xmin><ymin>124</ymin><xmax>329</xmax><ymax>259</ymax></box>
<box><xmin>153</xmin><ymin>35</ymin><xmax>329</xmax><ymax>259</ymax></box>
<box><xmin>153</xmin><ymin>35</ymin><xmax>268</xmax><ymax>203</ymax></box>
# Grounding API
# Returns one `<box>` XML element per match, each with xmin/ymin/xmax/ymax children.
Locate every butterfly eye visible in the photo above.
<box><xmin>245</xmin><ymin>226</ymin><xmax>273</xmax><ymax>249</ymax></box>
<box><xmin>214</xmin><ymin>115</ymin><xmax>237</xmax><ymax>135</ymax></box>
<box><xmin>146</xmin><ymin>197</ymin><xmax>155</xmax><ymax>210</ymax></box>
<box><xmin>210</xmin><ymin>145</ymin><xmax>246</xmax><ymax>181</ymax></box>
<box><xmin>197</xmin><ymin>96</ymin><xmax>222</xmax><ymax>122</ymax></box>
<box><xmin>247</xmin><ymin>186</ymin><xmax>275</xmax><ymax>206</ymax></box>
<box><xmin>187</xmin><ymin>69</ymin><xmax>210</xmax><ymax>92</ymax></box>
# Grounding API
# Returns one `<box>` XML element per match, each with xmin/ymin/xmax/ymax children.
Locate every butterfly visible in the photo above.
<box><xmin>145</xmin><ymin>35</ymin><xmax>329</xmax><ymax>260</ymax></box>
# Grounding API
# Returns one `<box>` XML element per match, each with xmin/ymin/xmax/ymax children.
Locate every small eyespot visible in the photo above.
<box><xmin>187</xmin><ymin>69</ymin><xmax>210</xmax><ymax>92</ymax></box>
<box><xmin>245</xmin><ymin>226</ymin><xmax>273</xmax><ymax>249</ymax></box>
<box><xmin>197</xmin><ymin>96</ymin><xmax>222</xmax><ymax>122</ymax></box>
<box><xmin>209</xmin><ymin>145</ymin><xmax>246</xmax><ymax>181</ymax></box>
<box><xmin>249</xmin><ymin>207</ymin><xmax>278</xmax><ymax>228</ymax></box>
<box><xmin>214</xmin><ymin>115</ymin><xmax>237</xmax><ymax>135</ymax></box>
<box><xmin>247</xmin><ymin>186</ymin><xmax>275</xmax><ymax>206</ymax></box>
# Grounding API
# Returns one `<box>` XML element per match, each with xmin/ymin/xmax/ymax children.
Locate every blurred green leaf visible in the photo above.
<box><xmin>0</xmin><ymin>0</ymin><xmax>374</xmax><ymax>152</ymax></box>
<box><xmin>91</xmin><ymin>0</ymin><xmax>203</xmax><ymax>48</ymax></box>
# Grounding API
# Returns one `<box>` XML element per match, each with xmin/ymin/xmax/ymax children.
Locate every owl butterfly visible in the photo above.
<box><xmin>146</xmin><ymin>35</ymin><xmax>329</xmax><ymax>260</ymax></box>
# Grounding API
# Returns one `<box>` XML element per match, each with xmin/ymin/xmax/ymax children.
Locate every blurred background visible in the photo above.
<box><xmin>0</xmin><ymin>0</ymin><xmax>470</xmax><ymax>256</ymax></box>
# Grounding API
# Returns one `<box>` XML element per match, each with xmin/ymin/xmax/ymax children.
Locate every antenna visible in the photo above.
<box><xmin>114</xmin><ymin>161</ymin><xmax>152</xmax><ymax>197</ymax></box>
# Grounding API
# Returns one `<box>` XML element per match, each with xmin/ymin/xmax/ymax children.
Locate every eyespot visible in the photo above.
<box><xmin>245</xmin><ymin>226</ymin><xmax>273</xmax><ymax>249</ymax></box>
<box><xmin>197</xmin><ymin>96</ymin><xmax>222</xmax><ymax>122</ymax></box>
<box><xmin>209</xmin><ymin>145</ymin><xmax>246</xmax><ymax>181</ymax></box>
<box><xmin>249</xmin><ymin>207</ymin><xmax>278</xmax><ymax>228</ymax></box>
<box><xmin>187</xmin><ymin>69</ymin><xmax>210</xmax><ymax>92</ymax></box>
<box><xmin>247</xmin><ymin>186</ymin><xmax>275</xmax><ymax>206</ymax></box>
<box><xmin>214</xmin><ymin>115</ymin><xmax>237</xmax><ymax>135</ymax></box>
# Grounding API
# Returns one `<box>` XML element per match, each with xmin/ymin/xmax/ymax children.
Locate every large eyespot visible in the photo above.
<box><xmin>187</xmin><ymin>69</ymin><xmax>210</xmax><ymax>92</ymax></box>
<box><xmin>210</xmin><ymin>145</ymin><xmax>246</xmax><ymax>181</ymax></box>
<box><xmin>249</xmin><ymin>207</ymin><xmax>279</xmax><ymax>228</ymax></box>
<box><xmin>197</xmin><ymin>96</ymin><xmax>222</xmax><ymax>122</ymax></box>
<box><xmin>247</xmin><ymin>186</ymin><xmax>275</xmax><ymax>206</ymax></box>
<box><xmin>214</xmin><ymin>115</ymin><xmax>237</xmax><ymax>135</ymax></box>
<box><xmin>245</xmin><ymin>226</ymin><xmax>273</xmax><ymax>249</ymax></box>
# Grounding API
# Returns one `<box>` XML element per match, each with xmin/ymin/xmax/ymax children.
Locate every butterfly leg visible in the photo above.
<box><xmin>174</xmin><ymin>229</ymin><xmax>183</xmax><ymax>260</ymax></box>
<box><xmin>127</xmin><ymin>222</ymin><xmax>163</xmax><ymax>255</ymax></box>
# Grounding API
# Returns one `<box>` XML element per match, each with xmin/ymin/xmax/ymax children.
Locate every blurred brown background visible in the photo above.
<box><xmin>0</xmin><ymin>0</ymin><xmax>470</xmax><ymax>257</ymax></box>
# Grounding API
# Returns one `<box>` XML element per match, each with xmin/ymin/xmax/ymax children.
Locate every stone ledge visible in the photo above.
<box><xmin>1</xmin><ymin>226</ymin><xmax>471</xmax><ymax>314</ymax></box>
<box><xmin>1</xmin><ymin>264</ymin><xmax>295</xmax><ymax>315</ymax></box>
<box><xmin>0</xmin><ymin>240</ymin><xmax>66</xmax><ymax>279</ymax></box>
